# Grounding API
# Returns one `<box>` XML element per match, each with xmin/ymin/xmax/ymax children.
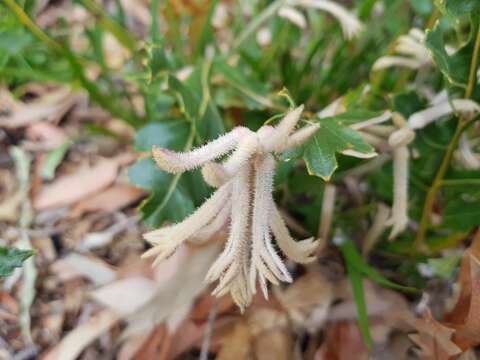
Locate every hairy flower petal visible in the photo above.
<box><xmin>408</xmin><ymin>99</ymin><xmax>480</xmax><ymax>129</ymax></box>
<box><xmin>296</xmin><ymin>0</ymin><xmax>363</xmax><ymax>39</ymax></box>
<box><xmin>152</xmin><ymin>127</ymin><xmax>250</xmax><ymax>173</ymax></box>
<box><xmin>142</xmin><ymin>183</ymin><xmax>231</xmax><ymax>260</ymax></box>
<box><xmin>387</xmin><ymin>146</ymin><xmax>409</xmax><ymax>239</ymax></box>
<box><xmin>270</xmin><ymin>204</ymin><xmax>319</xmax><ymax>263</ymax></box>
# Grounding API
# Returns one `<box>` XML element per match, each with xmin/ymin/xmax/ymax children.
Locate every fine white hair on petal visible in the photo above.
<box><xmin>249</xmin><ymin>154</ymin><xmax>291</xmax><ymax>295</ymax></box>
<box><xmin>206</xmin><ymin>165</ymin><xmax>252</xmax><ymax>309</ymax></box>
<box><xmin>458</xmin><ymin>134</ymin><xmax>480</xmax><ymax>170</ymax></box>
<box><xmin>372</xmin><ymin>56</ymin><xmax>425</xmax><ymax>71</ymax></box>
<box><xmin>350</xmin><ymin>111</ymin><xmax>392</xmax><ymax>131</ymax></box>
<box><xmin>387</xmin><ymin>146</ymin><xmax>409</xmax><ymax>240</ymax></box>
<box><xmin>260</xmin><ymin>105</ymin><xmax>304</xmax><ymax>152</ymax></box>
<box><xmin>222</xmin><ymin>133</ymin><xmax>260</xmax><ymax>176</ymax></box>
<box><xmin>408</xmin><ymin>99</ymin><xmax>480</xmax><ymax>129</ymax></box>
<box><xmin>278</xmin><ymin>5</ymin><xmax>307</xmax><ymax>29</ymax></box>
<box><xmin>152</xmin><ymin>127</ymin><xmax>250</xmax><ymax>174</ymax></box>
<box><xmin>277</xmin><ymin>123</ymin><xmax>320</xmax><ymax>152</ymax></box>
<box><xmin>142</xmin><ymin>183</ymin><xmax>232</xmax><ymax>261</ymax></box>
<box><xmin>270</xmin><ymin>204</ymin><xmax>319</xmax><ymax>263</ymax></box>
<box><xmin>201</xmin><ymin>162</ymin><xmax>229</xmax><ymax>188</ymax></box>
<box><xmin>188</xmin><ymin>200</ymin><xmax>231</xmax><ymax>244</ymax></box>
<box><xmin>296</xmin><ymin>0</ymin><xmax>363</xmax><ymax>39</ymax></box>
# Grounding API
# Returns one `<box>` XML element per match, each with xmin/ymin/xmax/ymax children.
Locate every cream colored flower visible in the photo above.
<box><xmin>285</xmin><ymin>0</ymin><xmax>363</xmax><ymax>39</ymax></box>
<box><xmin>143</xmin><ymin>106</ymin><xmax>320</xmax><ymax>310</ymax></box>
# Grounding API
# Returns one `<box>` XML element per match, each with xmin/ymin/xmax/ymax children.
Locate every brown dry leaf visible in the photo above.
<box><xmin>26</xmin><ymin>122</ymin><xmax>68</xmax><ymax>147</ymax></box>
<box><xmin>443</xmin><ymin>231</ymin><xmax>480</xmax><ymax>350</ymax></box>
<box><xmin>70</xmin><ymin>184</ymin><xmax>146</xmax><ymax>217</ymax></box>
<box><xmin>90</xmin><ymin>277</ymin><xmax>158</xmax><ymax>316</ymax></box>
<box><xmin>409</xmin><ymin>309</ymin><xmax>461</xmax><ymax>360</ymax></box>
<box><xmin>0</xmin><ymin>86</ymin><xmax>76</xmax><ymax>129</ymax></box>
<box><xmin>254</xmin><ymin>327</ymin><xmax>294</xmax><ymax>360</ymax></box>
<box><xmin>216</xmin><ymin>320</ymin><xmax>251</xmax><ymax>360</ymax></box>
<box><xmin>315</xmin><ymin>322</ymin><xmax>370</xmax><ymax>360</ymax></box>
<box><xmin>50</xmin><ymin>253</ymin><xmax>117</xmax><ymax>286</ymax></box>
<box><xmin>33</xmin><ymin>158</ymin><xmax>120</xmax><ymax>210</ymax></box>
<box><xmin>124</xmin><ymin>242</ymin><xmax>221</xmax><ymax>336</ymax></box>
<box><xmin>0</xmin><ymin>190</ymin><xmax>23</xmax><ymax>221</ymax></box>
<box><xmin>42</xmin><ymin>309</ymin><xmax>120</xmax><ymax>360</ymax></box>
<box><xmin>276</xmin><ymin>270</ymin><xmax>333</xmax><ymax>332</ymax></box>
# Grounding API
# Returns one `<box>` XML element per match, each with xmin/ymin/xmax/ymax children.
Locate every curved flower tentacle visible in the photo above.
<box><xmin>152</xmin><ymin>127</ymin><xmax>251</xmax><ymax>173</ymax></box>
<box><xmin>142</xmin><ymin>183</ymin><xmax>231</xmax><ymax>261</ymax></box>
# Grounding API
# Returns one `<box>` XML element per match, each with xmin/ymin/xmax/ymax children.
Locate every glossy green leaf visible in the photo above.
<box><xmin>425</xmin><ymin>21</ymin><xmax>475</xmax><ymax>87</ymax></box>
<box><xmin>134</xmin><ymin>120</ymin><xmax>190</xmax><ymax>152</ymax></box>
<box><xmin>443</xmin><ymin>197</ymin><xmax>480</xmax><ymax>231</ymax></box>
<box><xmin>303</xmin><ymin>113</ymin><xmax>375</xmax><ymax>180</ymax></box>
<box><xmin>128</xmin><ymin>158</ymin><xmax>195</xmax><ymax>227</ymax></box>
<box><xmin>0</xmin><ymin>246</ymin><xmax>33</xmax><ymax>278</ymax></box>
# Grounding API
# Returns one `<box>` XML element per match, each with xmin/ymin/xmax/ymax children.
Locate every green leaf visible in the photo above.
<box><xmin>426</xmin><ymin>255</ymin><xmax>461</xmax><ymax>279</ymax></box>
<box><xmin>41</xmin><ymin>142</ymin><xmax>71</xmax><ymax>181</ymax></box>
<box><xmin>443</xmin><ymin>197</ymin><xmax>480</xmax><ymax>231</ymax></box>
<box><xmin>128</xmin><ymin>158</ymin><xmax>195</xmax><ymax>227</ymax></box>
<box><xmin>303</xmin><ymin>112</ymin><xmax>375</xmax><ymax>180</ymax></box>
<box><xmin>0</xmin><ymin>246</ymin><xmax>33</xmax><ymax>278</ymax></box>
<box><xmin>425</xmin><ymin>21</ymin><xmax>475</xmax><ymax>87</ymax></box>
<box><xmin>339</xmin><ymin>238</ymin><xmax>417</xmax><ymax>293</ymax></box>
<box><xmin>344</xmin><ymin>259</ymin><xmax>373</xmax><ymax>348</ymax></box>
<box><xmin>168</xmin><ymin>74</ymin><xmax>225</xmax><ymax>141</ymax></box>
<box><xmin>134</xmin><ymin>120</ymin><xmax>190</xmax><ymax>152</ymax></box>
<box><xmin>444</xmin><ymin>0</ymin><xmax>480</xmax><ymax>17</ymax></box>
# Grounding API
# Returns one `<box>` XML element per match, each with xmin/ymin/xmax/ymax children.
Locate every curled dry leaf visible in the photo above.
<box><xmin>444</xmin><ymin>231</ymin><xmax>480</xmax><ymax>350</ymax></box>
<box><xmin>409</xmin><ymin>309</ymin><xmax>461</xmax><ymax>360</ymax></box>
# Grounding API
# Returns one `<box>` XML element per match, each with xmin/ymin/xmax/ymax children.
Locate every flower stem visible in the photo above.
<box><xmin>414</xmin><ymin>24</ymin><xmax>480</xmax><ymax>251</ymax></box>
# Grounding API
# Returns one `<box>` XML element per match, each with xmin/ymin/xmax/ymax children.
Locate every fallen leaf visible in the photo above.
<box><xmin>26</xmin><ymin>122</ymin><xmax>68</xmax><ymax>147</ymax></box>
<box><xmin>42</xmin><ymin>309</ymin><xmax>120</xmax><ymax>360</ymax></box>
<box><xmin>34</xmin><ymin>158</ymin><xmax>120</xmax><ymax>210</ymax></box>
<box><xmin>444</xmin><ymin>231</ymin><xmax>480</xmax><ymax>350</ymax></box>
<box><xmin>315</xmin><ymin>322</ymin><xmax>369</xmax><ymax>360</ymax></box>
<box><xmin>216</xmin><ymin>320</ymin><xmax>251</xmax><ymax>360</ymax></box>
<box><xmin>276</xmin><ymin>271</ymin><xmax>333</xmax><ymax>333</ymax></box>
<box><xmin>69</xmin><ymin>184</ymin><xmax>146</xmax><ymax>217</ymax></box>
<box><xmin>91</xmin><ymin>277</ymin><xmax>158</xmax><ymax>315</ymax></box>
<box><xmin>0</xmin><ymin>87</ymin><xmax>75</xmax><ymax>129</ymax></box>
<box><xmin>409</xmin><ymin>309</ymin><xmax>461</xmax><ymax>360</ymax></box>
<box><xmin>50</xmin><ymin>253</ymin><xmax>117</xmax><ymax>286</ymax></box>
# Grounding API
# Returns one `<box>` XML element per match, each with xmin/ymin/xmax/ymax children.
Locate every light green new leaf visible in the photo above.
<box><xmin>0</xmin><ymin>246</ymin><xmax>34</xmax><ymax>278</ymax></box>
<box><xmin>304</xmin><ymin>112</ymin><xmax>376</xmax><ymax>180</ymax></box>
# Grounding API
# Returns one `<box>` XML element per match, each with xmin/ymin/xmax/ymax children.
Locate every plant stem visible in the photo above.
<box><xmin>414</xmin><ymin>24</ymin><xmax>480</xmax><ymax>250</ymax></box>
<box><xmin>231</xmin><ymin>0</ymin><xmax>286</xmax><ymax>52</ymax></box>
<box><xmin>3</xmin><ymin>0</ymin><xmax>61</xmax><ymax>52</ymax></box>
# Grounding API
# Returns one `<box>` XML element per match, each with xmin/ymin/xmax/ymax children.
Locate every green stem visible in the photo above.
<box><xmin>231</xmin><ymin>0</ymin><xmax>286</xmax><ymax>52</ymax></box>
<box><xmin>441</xmin><ymin>179</ymin><xmax>480</xmax><ymax>187</ymax></box>
<box><xmin>414</xmin><ymin>24</ymin><xmax>480</xmax><ymax>250</ymax></box>
<box><xmin>3</xmin><ymin>0</ymin><xmax>61</xmax><ymax>52</ymax></box>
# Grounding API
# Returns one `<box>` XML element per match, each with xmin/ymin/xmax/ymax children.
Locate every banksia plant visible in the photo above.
<box><xmin>142</xmin><ymin>106</ymin><xmax>320</xmax><ymax>310</ymax></box>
